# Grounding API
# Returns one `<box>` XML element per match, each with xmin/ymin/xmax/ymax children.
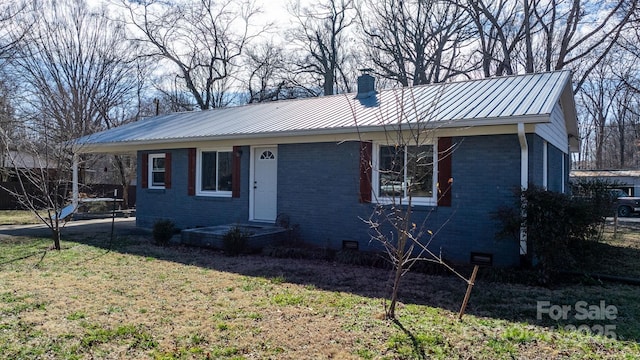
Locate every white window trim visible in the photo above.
<box><xmin>371</xmin><ymin>142</ymin><xmax>438</xmax><ymax>206</ymax></box>
<box><xmin>196</xmin><ymin>148</ymin><xmax>233</xmax><ymax>197</ymax></box>
<box><xmin>148</xmin><ymin>153</ymin><xmax>165</xmax><ymax>190</ymax></box>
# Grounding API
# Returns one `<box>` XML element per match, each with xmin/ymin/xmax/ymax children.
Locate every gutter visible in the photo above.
<box><xmin>518</xmin><ymin>123</ymin><xmax>528</xmax><ymax>256</ymax></box>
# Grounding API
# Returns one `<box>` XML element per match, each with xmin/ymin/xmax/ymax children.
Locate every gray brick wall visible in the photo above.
<box><xmin>134</xmin><ymin>133</ymin><xmax>568</xmax><ymax>267</ymax></box>
<box><xmin>440</xmin><ymin>135</ymin><xmax>522</xmax><ymax>266</ymax></box>
<box><xmin>528</xmin><ymin>134</ymin><xmax>545</xmax><ymax>187</ymax></box>
<box><xmin>277</xmin><ymin>137</ymin><xmax>523</xmax><ymax>266</ymax></box>
<box><xmin>277</xmin><ymin>142</ymin><xmax>372</xmax><ymax>250</ymax></box>
<box><xmin>136</xmin><ymin>147</ymin><xmax>250</xmax><ymax>229</ymax></box>
<box><xmin>547</xmin><ymin>144</ymin><xmax>564</xmax><ymax>193</ymax></box>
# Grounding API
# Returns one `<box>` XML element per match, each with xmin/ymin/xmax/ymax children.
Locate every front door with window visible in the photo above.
<box><xmin>252</xmin><ymin>146</ymin><xmax>278</xmax><ymax>222</ymax></box>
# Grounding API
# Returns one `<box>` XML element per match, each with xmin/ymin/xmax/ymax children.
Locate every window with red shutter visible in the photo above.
<box><xmin>188</xmin><ymin>148</ymin><xmax>196</xmax><ymax>196</ymax></box>
<box><xmin>141</xmin><ymin>153</ymin><xmax>149</xmax><ymax>189</ymax></box>
<box><xmin>359</xmin><ymin>141</ymin><xmax>372</xmax><ymax>203</ymax></box>
<box><xmin>164</xmin><ymin>152</ymin><xmax>172</xmax><ymax>189</ymax></box>
<box><xmin>437</xmin><ymin>137</ymin><xmax>453</xmax><ymax>207</ymax></box>
<box><xmin>232</xmin><ymin>146</ymin><xmax>241</xmax><ymax>198</ymax></box>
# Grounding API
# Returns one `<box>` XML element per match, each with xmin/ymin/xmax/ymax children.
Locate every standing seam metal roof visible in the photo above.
<box><xmin>74</xmin><ymin>70</ymin><xmax>575</xmax><ymax>146</ymax></box>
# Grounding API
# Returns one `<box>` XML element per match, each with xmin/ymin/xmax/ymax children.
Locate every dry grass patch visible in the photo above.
<box><xmin>0</xmin><ymin>210</ymin><xmax>40</xmax><ymax>225</ymax></box>
<box><xmin>0</xmin><ymin>228</ymin><xmax>639</xmax><ymax>359</ymax></box>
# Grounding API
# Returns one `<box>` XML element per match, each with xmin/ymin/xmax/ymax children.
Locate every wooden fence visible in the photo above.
<box><xmin>0</xmin><ymin>182</ymin><xmax>136</xmax><ymax>210</ymax></box>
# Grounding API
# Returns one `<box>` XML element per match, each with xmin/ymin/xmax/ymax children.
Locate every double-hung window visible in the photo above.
<box><xmin>197</xmin><ymin>149</ymin><xmax>233</xmax><ymax>196</ymax></box>
<box><xmin>374</xmin><ymin>144</ymin><xmax>436</xmax><ymax>205</ymax></box>
<box><xmin>149</xmin><ymin>153</ymin><xmax>166</xmax><ymax>189</ymax></box>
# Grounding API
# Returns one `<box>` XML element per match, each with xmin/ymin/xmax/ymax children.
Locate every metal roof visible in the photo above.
<box><xmin>571</xmin><ymin>170</ymin><xmax>640</xmax><ymax>178</ymax></box>
<box><xmin>74</xmin><ymin>70</ymin><xmax>577</xmax><ymax>151</ymax></box>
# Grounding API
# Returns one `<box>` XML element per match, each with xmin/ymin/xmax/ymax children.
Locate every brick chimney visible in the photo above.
<box><xmin>356</xmin><ymin>69</ymin><xmax>376</xmax><ymax>99</ymax></box>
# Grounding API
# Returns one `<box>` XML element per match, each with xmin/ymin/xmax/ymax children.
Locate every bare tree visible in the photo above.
<box><xmin>288</xmin><ymin>0</ymin><xmax>356</xmax><ymax>95</ymax></box>
<box><xmin>0</xmin><ymin>1</ymin><xmax>32</xmax><ymax>172</ymax></box>
<box><xmin>0</xmin><ymin>118</ymin><xmax>74</xmax><ymax>250</ymax></box>
<box><xmin>604</xmin><ymin>60</ymin><xmax>640</xmax><ymax>169</ymax></box>
<box><xmin>121</xmin><ymin>0</ymin><xmax>269</xmax><ymax>109</ymax></box>
<box><xmin>353</xmin><ymin>87</ymin><xmax>470</xmax><ymax>319</ymax></box>
<box><xmin>458</xmin><ymin>0</ymin><xmax>527</xmax><ymax>77</ymax></box>
<box><xmin>0</xmin><ymin>78</ymin><xmax>18</xmax><ymax>182</ymax></box>
<box><xmin>2</xmin><ymin>0</ymin><xmax>146</xmax><ymax>246</ymax></box>
<box><xmin>10</xmin><ymin>1</ymin><xmax>141</xmax><ymax>142</ymax></box>
<box><xmin>358</xmin><ymin>0</ymin><xmax>475</xmax><ymax>86</ymax></box>
<box><xmin>460</xmin><ymin>0</ymin><xmax>638</xmax><ymax>92</ymax></box>
<box><xmin>0</xmin><ymin>1</ymin><xmax>31</xmax><ymax>62</ymax></box>
<box><xmin>93</xmin><ymin>54</ymin><xmax>152</xmax><ymax>208</ymax></box>
<box><xmin>535</xmin><ymin>0</ymin><xmax>637</xmax><ymax>92</ymax></box>
<box><xmin>578</xmin><ymin>63</ymin><xmax>621</xmax><ymax>169</ymax></box>
<box><xmin>244</xmin><ymin>42</ymin><xmax>296</xmax><ymax>103</ymax></box>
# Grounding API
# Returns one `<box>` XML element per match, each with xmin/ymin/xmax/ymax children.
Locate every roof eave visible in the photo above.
<box><xmin>74</xmin><ymin>114</ymin><xmax>551</xmax><ymax>154</ymax></box>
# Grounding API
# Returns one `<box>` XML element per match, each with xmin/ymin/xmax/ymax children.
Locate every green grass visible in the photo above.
<box><xmin>575</xmin><ymin>223</ymin><xmax>640</xmax><ymax>278</ymax></box>
<box><xmin>0</xmin><ymin>222</ymin><xmax>639</xmax><ymax>358</ymax></box>
<box><xmin>0</xmin><ymin>210</ymin><xmax>40</xmax><ymax>225</ymax></box>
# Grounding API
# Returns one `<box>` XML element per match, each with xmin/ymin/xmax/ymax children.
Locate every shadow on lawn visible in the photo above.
<box><xmin>10</xmin><ymin>218</ymin><xmax>640</xmax><ymax>343</ymax></box>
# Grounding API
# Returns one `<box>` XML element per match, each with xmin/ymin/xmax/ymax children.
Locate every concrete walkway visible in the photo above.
<box><xmin>0</xmin><ymin>217</ymin><xmax>147</xmax><ymax>238</ymax></box>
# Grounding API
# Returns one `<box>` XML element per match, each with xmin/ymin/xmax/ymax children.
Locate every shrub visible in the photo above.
<box><xmin>569</xmin><ymin>178</ymin><xmax>618</xmax><ymax>241</ymax></box>
<box><xmin>222</xmin><ymin>227</ymin><xmax>248</xmax><ymax>256</ymax></box>
<box><xmin>152</xmin><ymin>219</ymin><xmax>175</xmax><ymax>246</ymax></box>
<box><xmin>494</xmin><ymin>185</ymin><xmax>609</xmax><ymax>285</ymax></box>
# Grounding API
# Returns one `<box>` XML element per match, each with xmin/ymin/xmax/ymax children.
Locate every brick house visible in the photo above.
<box><xmin>74</xmin><ymin>71</ymin><xmax>579</xmax><ymax>266</ymax></box>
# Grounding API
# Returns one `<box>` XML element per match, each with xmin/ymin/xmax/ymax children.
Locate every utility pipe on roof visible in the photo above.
<box><xmin>518</xmin><ymin>123</ymin><xmax>528</xmax><ymax>256</ymax></box>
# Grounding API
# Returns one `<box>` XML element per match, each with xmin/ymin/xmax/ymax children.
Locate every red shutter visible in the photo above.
<box><xmin>359</xmin><ymin>141</ymin><xmax>372</xmax><ymax>203</ymax></box>
<box><xmin>164</xmin><ymin>152</ymin><xmax>172</xmax><ymax>189</ymax></box>
<box><xmin>187</xmin><ymin>148</ymin><xmax>196</xmax><ymax>196</ymax></box>
<box><xmin>141</xmin><ymin>153</ymin><xmax>149</xmax><ymax>189</ymax></box>
<box><xmin>437</xmin><ymin>137</ymin><xmax>453</xmax><ymax>207</ymax></box>
<box><xmin>232</xmin><ymin>146</ymin><xmax>241</xmax><ymax>198</ymax></box>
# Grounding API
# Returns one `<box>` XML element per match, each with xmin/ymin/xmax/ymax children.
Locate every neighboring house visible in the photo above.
<box><xmin>570</xmin><ymin>170</ymin><xmax>640</xmax><ymax>196</ymax></box>
<box><xmin>0</xmin><ymin>150</ymin><xmax>57</xmax><ymax>209</ymax></box>
<box><xmin>1</xmin><ymin>150</ymin><xmax>56</xmax><ymax>182</ymax></box>
<box><xmin>73</xmin><ymin>71</ymin><xmax>579</xmax><ymax>267</ymax></box>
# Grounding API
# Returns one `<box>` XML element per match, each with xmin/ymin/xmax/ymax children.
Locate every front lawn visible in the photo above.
<box><xmin>0</xmin><ymin>224</ymin><xmax>639</xmax><ymax>358</ymax></box>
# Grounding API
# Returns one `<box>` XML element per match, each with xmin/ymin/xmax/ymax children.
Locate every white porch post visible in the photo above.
<box><xmin>72</xmin><ymin>153</ymin><xmax>79</xmax><ymax>210</ymax></box>
<box><xmin>517</xmin><ymin>123</ymin><xmax>528</xmax><ymax>256</ymax></box>
<box><xmin>542</xmin><ymin>141</ymin><xmax>548</xmax><ymax>190</ymax></box>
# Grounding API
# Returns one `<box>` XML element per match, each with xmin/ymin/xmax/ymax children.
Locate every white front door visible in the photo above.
<box><xmin>252</xmin><ymin>146</ymin><xmax>278</xmax><ymax>222</ymax></box>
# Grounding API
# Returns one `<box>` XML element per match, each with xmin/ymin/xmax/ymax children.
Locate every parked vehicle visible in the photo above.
<box><xmin>610</xmin><ymin>189</ymin><xmax>640</xmax><ymax>217</ymax></box>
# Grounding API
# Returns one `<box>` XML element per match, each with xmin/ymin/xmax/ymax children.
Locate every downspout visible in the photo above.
<box><xmin>517</xmin><ymin>123</ymin><xmax>528</xmax><ymax>256</ymax></box>
<box><xmin>72</xmin><ymin>153</ymin><xmax>79</xmax><ymax>211</ymax></box>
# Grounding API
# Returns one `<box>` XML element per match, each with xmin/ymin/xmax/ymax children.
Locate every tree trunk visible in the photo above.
<box><xmin>122</xmin><ymin>184</ymin><xmax>129</xmax><ymax>210</ymax></box>
<box><xmin>51</xmin><ymin>228</ymin><xmax>61</xmax><ymax>250</ymax></box>
<box><xmin>324</xmin><ymin>71</ymin><xmax>335</xmax><ymax>96</ymax></box>
<box><xmin>524</xmin><ymin>0</ymin><xmax>534</xmax><ymax>73</ymax></box>
<box><xmin>387</xmin><ymin>243</ymin><xmax>405</xmax><ymax>319</ymax></box>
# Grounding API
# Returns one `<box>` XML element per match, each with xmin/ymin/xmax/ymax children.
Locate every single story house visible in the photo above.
<box><xmin>73</xmin><ymin>70</ymin><xmax>579</xmax><ymax>267</ymax></box>
<box><xmin>1</xmin><ymin>150</ymin><xmax>58</xmax><ymax>209</ymax></box>
<box><xmin>570</xmin><ymin>169</ymin><xmax>640</xmax><ymax>196</ymax></box>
